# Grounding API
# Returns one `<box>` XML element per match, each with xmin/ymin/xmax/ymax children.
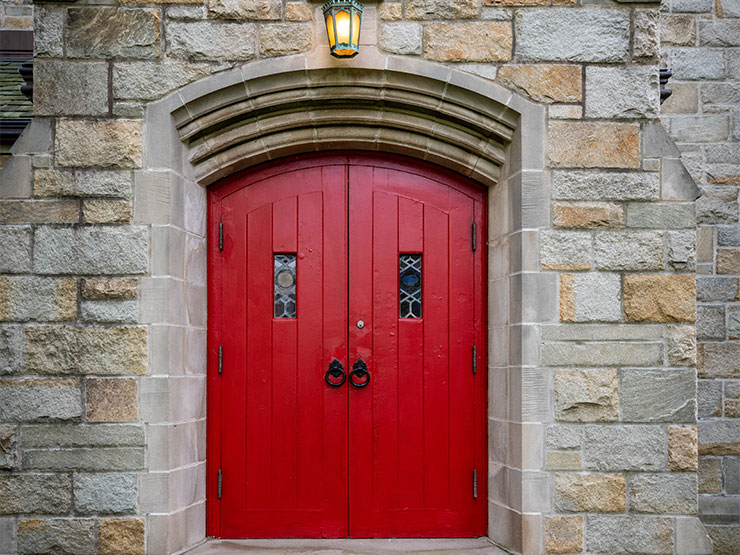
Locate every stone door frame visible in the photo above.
<box><xmin>135</xmin><ymin>48</ymin><xmax>550</xmax><ymax>554</ymax></box>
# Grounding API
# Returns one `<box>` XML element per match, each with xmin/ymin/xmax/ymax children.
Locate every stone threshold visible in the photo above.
<box><xmin>183</xmin><ymin>537</ymin><xmax>509</xmax><ymax>554</ymax></box>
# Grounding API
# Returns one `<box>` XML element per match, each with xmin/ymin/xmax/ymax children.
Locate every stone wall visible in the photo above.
<box><xmin>0</xmin><ymin>0</ymin><xmax>32</xmax><ymax>30</ymax></box>
<box><xmin>0</xmin><ymin>0</ymin><xmax>727</xmax><ymax>553</ymax></box>
<box><xmin>661</xmin><ymin>0</ymin><xmax>740</xmax><ymax>551</ymax></box>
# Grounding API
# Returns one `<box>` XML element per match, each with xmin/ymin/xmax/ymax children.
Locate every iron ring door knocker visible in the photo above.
<box><xmin>325</xmin><ymin>359</ymin><xmax>347</xmax><ymax>387</ymax></box>
<box><xmin>349</xmin><ymin>358</ymin><xmax>370</xmax><ymax>388</ymax></box>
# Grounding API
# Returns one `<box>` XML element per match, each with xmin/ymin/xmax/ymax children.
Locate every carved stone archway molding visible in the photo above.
<box><xmin>137</xmin><ymin>48</ymin><xmax>549</xmax><ymax>554</ymax></box>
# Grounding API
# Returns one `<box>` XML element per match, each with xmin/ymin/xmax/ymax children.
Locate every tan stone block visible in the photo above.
<box><xmin>260</xmin><ymin>23</ymin><xmax>311</xmax><ymax>56</ymax></box>
<box><xmin>406</xmin><ymin>0</ymin><xmax>478</xmax><ymax>19</ymax></box>
<box><xmin>497</xmin><ymin>64</ymin><xmax>581</xmax><ymax>104</ymax></box>
<box><xmin>423</xmin><ymin>23</ymin><xmax>512</xmax><ymax>62</ymax></box>
<box><xmin>83</xmin><ymin>200</ymin><xmax>132</xmax><ymax>224</ymax></box>
<box><xmin>698</xmin><ymin>457</ymin><xmax>722</xmax><ymax>493</ymax></box>
<box><xmin>208</xmin><ymin>0</ymin><xmax>282</xmax><ymax>19</ymax></box>
<box><xmin>3</xmin><ymin>16</ymin><xmax>33</xmax><ymax>29</ymax></box>
<box><xmin>548</xmin><ymin>122</ymin><xmax>641</xmax><ymax>169</ymax></box>
<box><xmin>560</xmin><ymin>274</ymin><xmax>575</xmax><ymax>322</ymax></box>
<box><xmin>725</xmin><ymin>399</ymin><xmax>740</xmax><ymax>417</ymax></box>
<box><xmin>379</xmin><ymin>2</ymin><xmax>402</xmax><ymax>20</ymax></box>
<box><xmin>661</xmin><ymin>83</ymin><xmax>698</xmax><ymax>115</ymax></box>
<box><xmin>624</xmin><ymin>274</ymin><xmax>696</xmax><ymax>323</ymax></box>
<box><xmin>717</xmin><ymin>249</ymin><xmax>740</xmax><ymax>274</ymax></box>
<box><xmin>121</xmin><ymin>0</ymin><xmax>200</xmax><ymax>3</ymax></box>
<box><xmin>98</xmin><ymin>518</ymin><xmax>145</xmax><ymax>555</ymax></box>
<box><xmin>553</xmin><ymin>202</ymin><xmax>624</xmax><ymax>229</ymax></box>
<box><xmin>0</xmin><ymin>277</ymin><xmax>77</xmax><ymax>322</ymax></box>
<box><xmin>555</xmin><ymin>369</ymin><xmax>619</xmax><ymax>422</ymax></box>
<box><xmin>55</xmin><ymin>120</ymin><xmax>142</xmax><ymax>169</ymax></box>
<box><xmin>81</xmin><ymin>278</ymin><xmax>138</xmax><ymax>300</ymax></box>
<box><xmin>485</xmin><ymin>0</ymin><xmax>547</xmax><ymax>4</ymax></box>
<box><xmin>86</xmin><ymin>378</ymin><xmax>138</xmax><ymax>422</ymax></box>
<box><xmin>554</xmin><ymin>473</ymin><xmax>626</xmax><ymax>512</ymax></box>
<box><xmin>545</xmin><ymin>516</ymin><xmax>583</xmax><ymax>554</ymax></box>
<box><xmin>661</xmin><ymin>15</ymin><xmax>696</xmax><ymax>46</ymax></box>
<box><xmin>669</xmin><ymin>426</ymin><xmax>698</xmax><ymax>471</ymax></box>
<box><xmin>285</xmin><ymin>2</ymin><xmax>312</xmax><ymax>21</ymax></box>
<box><xmin>0</xmin><ymin>200</ymin><xmax>79</xmax><ymax>224</ymax></box>
<box><xmin>546</xmin><ymin>451</ymin><xmax>582</xmax><ymax>470</ymax></box>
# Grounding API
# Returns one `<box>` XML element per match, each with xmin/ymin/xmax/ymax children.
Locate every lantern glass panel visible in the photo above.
<box><xmin>325</xmin><ymin>13</ymin><xmax>336</xmax><ymax>48</ymax></box>
<box><xmin>334</xmin><ymin>9</ymin><xmax>351</xmax><ymax>45</ymax></box>
<box><xmin>352</xmin><ymin>11</ymin><xmax>361</xmax><ymax>45</ymax></box>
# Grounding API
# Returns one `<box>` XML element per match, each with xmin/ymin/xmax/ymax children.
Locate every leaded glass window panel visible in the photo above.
<box><xmin>274</xmin><ymin>254</ymin><xmax>297</xmax><ymax>318</ymax></box>
<box><xmin>400</xmin><ymin>254</ymin><xmax>422</xmax><ymax>319</ymax></box>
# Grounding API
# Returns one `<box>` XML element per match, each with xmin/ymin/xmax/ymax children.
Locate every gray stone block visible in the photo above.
<box><xmin>699</xmin><ymin>420</ymin><xmax>740</xmax><ymax>449</ymax></box>
<box><xmin>702</xmin><ymin>83</ymin><xmax>740</xmax><ymax>106</ymax></box>
<box><xmin>81</xmin><ymin>300</ymin><xmax>138</xmax><ymax>324</ymax></box>
<box><xmin>662</xmin><ymin>159</ymin><xmax>700</xmax><ymax>201</ymax></box>
<box><xmin>698</xmin><ymin>305</ymin><xmax>727</xmax><ymax>341</ymax></box>
<box><xmin>516</xmin><ymin>9</ymin><xmax>630</xmax><ymax>63</ymax></box>
<box><xmin>584</xmin><ymin>425</ymin><xmax>665</xmax><ymax>471</ymax></box>
<box><xmin>670</xmin><ymin>115</ymin><xmax>730</xmax><ymax>143</ymax></box>
<box><xmin>723</xmin><ymin>0</ymin><xmax>740</xmax><ymax>16</ymax></box>
<box><xmin>643</xmin><ymin>121</ymin><xmax>680</xmax><ymax>158</ymax></box>
<box><xmin>33</xmin><ymin>226</ymin><xmax>148</xmax><ymax>275</ymax></box>
<box><xmin>675</xmin><ymin>517</ymin><xmax>713</xmax><ymax>555</ymax></box>
<box><xmin>564</xmin><ymin>273</ymin><xmax>622</xmax><ymax>322</ymax></box>
<box><xmin>35</xmin><ymin>170</ymin><xmax>132</xmax><ymax>199</ymax></box>
<box><xmin>168</xmin><ymin>21</ymin><xmax>257</xmax><ymax>61</ymax></box>
<box><xmin>65</xmin><ymin>7</ymin><xmax>160</xmax><ymax>59</ymax></box>
<box><xmin>585</xmin><ymin>66</ymin><xmax>659</xmax><ymax>119</ymax></box>
<box><xmin>17</xmin><ymin>518</ymin><xmax>95</xmax><ymax>555</ymax></box>
<box><xmin>542</xmin><ymin>323</ymin><xmax>665</xmax><ymax>342</ymax></box>
<box><xmin>0</xmin><ymin>378</ymin><xmax>82</xmax><ymax>422</ymax></box>
<box><xmin>33</xmin><ymin>60</ymin><xmax>108</xmax><ymax>117</ymax></box>
<box><xmin>696</xmin><ymin>186</ymin><xmax>739</xmax><ymax>225</ymax></box>
<box><xmin>542</xmin><ymin>342</ymin><xmax>664</xmax><ymax>367</ymax></box>
<box><xmin>0</xmin><ymin>474</ymin><xmax>71</xmax><ymax>515</ymax></box>
<box><xmin>586</xmin><ymin>515</ymin><xmax>673</xmax><ymax>554</ymax></box>
<box><xmin>633</xmin><ymin>9</ymin><xmax>659</xmax><ymax>59</ymax></box>
<box><xmin>10</xmin><ymin>118</ymin><xmax>52</xmax><ymax>156</ymax></box>
<box><xmin>73</xmin><ymin>473</ymin><xmax>138</xmax><ymax>514</ymax></box>
<box><xmin>380</xmin><ymin>23</ymin><xmax>422</xmax><ymax>55</ymax></box>
<box><xmin>113</xmin><ymin>61</ymin><xmax>230</xmax><ymax>102</ymax></box>
<box><xmin>699</xmin><ymin>495</ymin><xmax>740</xmax><ymax>524</ymax></box>
<box><xmin>626</xmin><ymin>202</ymin><xmax>695</xmax><ymax>228</ymax></box>
<box><xmin>0</xmin><ymin>325</ymin><xmax>24</xmax><ymax>375</ymax></box>
<box><xmin>546</xmin><ymin>424</ymin><xmax>582</xmax><ymax>450</ymax></box>
<box><xmin>593</xmin><ymin>231</ymin><xmax>664</xmax><ymax>271</ymax></box>
<box><xmin>21</xmin><ymin>424</ymin><xmax>145</xmax><ymax>448</ymax></box>
<box><xmin>34</xmin><ymin>5</ymin><xmax>63</xmax><ymax>58</ymax></box>
<box><xmin>540</xmin><ymin>231</ymin><xmax>591</xmax><ymax>270</ymax></box>
<box><xmin>0</xmin><ymin>155</ymin><xmax>32</xmax><ymax>199</ymax></box>
<box><xmin>620</xmin><ymin>369</ymin><xmax>696</xmax><ymax>423</ymax></box>
<box><xmin>697</xmin><ymin>277</ymin><xmax>738</xmax><ymax>302</ymax></box>
<box><xmin>706</xmin><ymin>144</ymin><xmax>740</xmax><ymax>164</ymax></box>
<box><xmin>671</xmin><ymin>0</ymin><xmax>713</xmax><ymax>12</ymax></box>
<box><xmin>698</xmin><ymin>380</ymin><xmax>722</xmax><ymax>418</ymax></box>
<box><xmin>0</xmin><ymin>516</ymin><xmax>16</xmax><ymax>554</ymax></box>
<box><xmin>667</xmin><ymin>230</ymin><xmax>696</xmax><ymax>271</ymax></box>
<box><xmin>0</xmin><ymin>425</ymin><xmax>17</xmax><ymax>470</ymax></box>
<box><xmin>0</xmin><ymin>227</ymin><xmax>32</xmax><ymax>273</ymax></box>
<box><xmin>724</xmin><ymin>457</ymin><xmax>740</xmax><ymax>494</ymax></box>
<box><xmin>23</xmin><ymin>447</ymin><xmax>145</xmax><ymax>471</ymax></box>
<box><xmin>630</xmin><ymin>473</ymin><xmax>698</xmax><ymax>514</ymax></box>
<box><xmin>670</xmin><ymin>48</ymin><xmax>725</xmax><ymax>80</ymax></box>
<box><xmin>0</xmin><ymin>277</ymin><xmax>76</xmax><ymax>322</ymax></box>
<box><xmin>699</xmin><ymin>20</ymin><xmax>740</xmax><ymax>47</ymax></box>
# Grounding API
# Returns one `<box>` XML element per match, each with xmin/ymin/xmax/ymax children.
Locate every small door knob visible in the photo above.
<box><xmin>356</xmin><ymin>320</ymin><xmax>365</xmax><ymax>329</ymax></box>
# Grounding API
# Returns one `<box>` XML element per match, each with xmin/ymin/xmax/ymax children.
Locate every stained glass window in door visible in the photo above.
<box><xmin>400</xmin><ymin>254</ymin><xmax>422</xmax><ymax>319</ymax></box>
<box><xmin>274</xmin><ymin>254</ymin><xmax>297</xmax><ymax>318</ymax></box>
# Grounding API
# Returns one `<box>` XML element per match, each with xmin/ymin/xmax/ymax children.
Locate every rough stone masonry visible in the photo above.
<box><xmin>0</xmin><ymin>0</ymin><xmax>737</xmax><ymax>553</ymax></box>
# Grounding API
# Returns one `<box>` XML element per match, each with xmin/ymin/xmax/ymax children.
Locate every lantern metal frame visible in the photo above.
<box><xmin>322</xmin><ymin>0</ymin><xmax>363</xmax><ymax>58</ymax></box>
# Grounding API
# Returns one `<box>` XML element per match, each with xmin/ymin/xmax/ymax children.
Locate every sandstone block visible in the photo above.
<box><xmin>65</xmin><ymin>8</ymin><xmax>160</xmax><ymax>59</ymax></box>
<box><xmin>624</xmin><ymin>274</ymin><xmax>696</xmax><ymax>323</ymax></box>
<box><xmin>548</xmin><ymin>105</ymin><xmax>581</xmax><ymax>120</ymax></box>
<box><xmin>86</xmin><ymin>378</ymin><xmax>138</xmax><ymax>422</ymax></box>
<box><xmin>717</xmin><ymin>248</ymin><xmax>740</xmax><ymax>274</ymax></box>
<box><xmin>545</xmin><ymin>516</ymin><xmax>582</xmax><ymax>554</ymax></box>
<box><xmin>0</xmin><ymin>378</ymin><xmax>81</xmax><ymax>421</ymax></box>
<box><xmin>0</xmin><ymin>425</ymin><xmax>17</xmax><ymax>469</ymax></box>
<box><xmin>621</xmin><ymin>369</ymin><xmax>696</xmax><ymax>423</ymax></box>
<box><xmin>593</xmin><ymin>231</ymin><xmax>663</xmax><ymax>271</ymax></box>
<box><xmin>55</xmin><ymin>120</ymin><xmax>142</xmax><ymax>169</ymax></box>
<box><xmin>22</xmin><ymin>424</ymin><xmax>145</xmax><ymax>448</ymax></box>
<box><xmin>380</xmin><ymin>23</ymin><xmax>422</xmax><ymax>56</ymax></box>
<box><xmin>554</xmin><ymin>473</ymin><xmax>625</xmax><ymax>512</ymax></box>
<box><xmin>423</xmin><ymin>24</ymin><xmax>512</xmax><ymax>62</ymax></box>
<box><xmin>698</xmin><ymin>457</ymin><xmax>722</xmax><ymax>493</ymax></box>
<box><xmin>406</xmin><ymin>0</ymin><xmax>478</xmax><ymax>19</ymax></box>
<box><xmin>545</xmin><ymin>451</ymin><xmax>582</xmax><ymax>470</ymax></box>
<box><xmin>668</xmin><ymin>325</ymin><xmax>697</xmax><ymax>366</ymax></box>
<box><xmin>698</xmin><ymin>342</ymin><xmax>740</xmax><ymax>378</ymax></box>
<box><xmin>669</xmin><ymin>426</ymin><xmax>699</xmax><ymax>472</ymax></box>
<box><xmin>81</xmin><ymin>300</ymin><xmax>138</xmax><ymax>324</ymax></box>
<box><xmin>33</xmin><ymin>226</ymin><xmax>148</xmax><ymax>275</ymax></box>
<box><xmin>260</xmin><ymin>23</ymin><xmax>311</xmax><ymax>57</ymax></box>
<box><xmin>113</xmin><ymin>62</ymin><xmax>229</xmax><ymax>102</ymax></box>
<box><xmin>23</xmin><ymin>447</ymin><xmax>145</xmax><ymax>471</ymax></box>
<box><xmin>207</xmin><ymin>0</ymin><xmax>282</xmax><ymax>20</ymax></box>
<box><xmin>0</xmin><ymin>277</ymin><xmax>76</xmax><ymax>322</ymax></box>
<box><xmin>542</xmin><ymin>342</ymin><xmax>663</xmax><ymax>367</ymax></box>
<box><xmin>496</xmin><ymin>65</ymin><xmax>580</xmax><ymax>104</ymax></box>
<box><xmin>34</xmin><ymin>60</ymin><xmax>108</xmax><ymax>117</ymax></box>
<box><xmin>586</xmin><ymin>66</ymin><xmax>659</xmax><ymax>119</ymax></box>
<box><xmin>34</xmin><ymin>6</ymin><xmax>63</xmax><ymax>57</ymax></box>
<box><xmin>285</xmin><ymin>2</ymin><xmax>312</xmax><ymax>21</ymax></box>
<box><xmin>584</xmin><ymin>425</ymin><xmax>665</xmax><ymax>471</ymax></box>
<box><xmin>378</xmin><ymin>2</ymin><xmax>402</xmax><ymax>20</ymax></box>
<box><xmin>82</xmin><ymin>200</ymin><xmax>132</xmax><ymax>224</ymax></box>
<box><xmin>552</xmin><ymin>171</ymin><xmax>659</xmax><ymax>201</ymax></box>
<box><xmin>17</xmin><ymin>519</ymin><xmax>95</xmax><ymax>555</ymax></box>
<box><xmin>0</xmin><ymin>200</ymin><xmax>79</xmax><ymax>224</ymax></box>
<box><xmin>553</xmin><ymin>202</ymin><xmax>623</xmax><ymax>230</ymax></box>
<box><xmin>34</xmin><ymin>170</ymin><xmax>132</xmax><ymax>198</ymax></box>
<box><xmin>81</xmin><ymin>278</ymin><xmax>138</xmax><ymax>301</ymax></box>
<box><xmin>662</xmin><ymin>83</ymin><xmax>699</xmax><ymax>115</ymax></box>
<box><xmin>167</xmin><ymin>21</ymin><xmax>257</xmax><ymax>61</ymax></box>
<box><xmin>98</xmin><ymin>518</ymin><xmax>145</xmax><ymax>555</ymax></box>
<box><xmin>0</xmin><ymin>227</ymin><xmax>32</xmax><ymax>273</ymax></box>
<box><xmin>559</xmin><ymin>273</ymin><xmax>621</xmax><ymax>322</ymax></box>
<box><xmin>74</xmin><ymin>473</ymin><xmax>138</xmax><ymax>514</ymax></box>
<box><xmin>540</xmin><ymin>231</ymin><xmax>591</xmax><ymax>271</ymax></box>
<box><xmin>26</xmin><ymin>326</ymin><xmax>147</xmax><ymax>376</ymax></box>
<box><xmin>586</xmin><ymin>516</ymin><xmax>673</xmax><ymax>554</ymax></box>
<box><xmin>0</xmin><ymin>474</ymin><xmax>71</xmax><ymax>514</ymax></box>
<box><xmin>554</xmin><ymin>369</ymin><xmax>618</xmax><ymax>422</ymax></box>
<box><xmin>516</xmin><ymin>8</ymin><xmax>629</xmax><ymax>62</ymax></box>
<box><xmin>548</xmin><ymin>122</ymin><xmax>640</xmax><ymax>169</ymax></box>
<box><xmin>632</xmin><ymin>9</ymin><xmax>659</xmax><ymax>59</ymax></box>
<box><xmin>630</xmin><ymin>473</ymin><xmax>697</xmax><ymax>514</ymax></box>
<box><xmin>671</xmin><ymin>48</ymin><xmax>726</xmax><ymax>80</ymax></box>
<box><xmin>661</xmin><ymin>15</ymin><xmax>696</xmax><ymax>46</ymax></box>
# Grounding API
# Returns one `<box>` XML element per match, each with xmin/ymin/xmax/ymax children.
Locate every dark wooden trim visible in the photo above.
<box><xmin>0</xmin><ymin>30</ymin><xmax>33</xmax><ymax>57</ymax></box>
<box><xmin>0</xmin><ymin>119</ymin><xmax>31</xmax><ymax>145</ymax></box>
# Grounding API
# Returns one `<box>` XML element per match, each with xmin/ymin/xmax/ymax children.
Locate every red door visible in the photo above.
<box><xmin>208</xmin><ymin>153</ymin><xmax>486</xmax><ymax>538</ymax></box>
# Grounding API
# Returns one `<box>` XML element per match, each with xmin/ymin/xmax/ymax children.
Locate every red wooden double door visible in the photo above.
<box><xmin>207</xmin><ymin>153</ymin><xmax>486</xmax><ymax>538</ymax></box>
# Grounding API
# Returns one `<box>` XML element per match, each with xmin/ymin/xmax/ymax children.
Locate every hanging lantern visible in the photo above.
<box><xmin>322</xmin><ymin>0</ymin><xmax>363</xmax><ymax>58</ymax></box>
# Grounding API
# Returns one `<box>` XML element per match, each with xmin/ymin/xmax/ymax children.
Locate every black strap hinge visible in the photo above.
<box><xmin>472</xmin><ymin>222</ymin><xmax>477</xmax><ymax>252</ymax></box>
<box><xmin>219</xmin><ymin>221</ymin><xmax>223</xmax><ymax>251</ymax></box>
<box><xmin>473</xmin><ymin>469</ymin><xmax>478</xmax><ymax>499</ymax></box>
<box><xmin>472</xmin><ymin>345</ymin><xmax>477</xmax><ymax>375</ymax></box>
<box><xmin>218</xmin><ymin>469</ymin><xmax>222</xmax><ymax>499</ymax></box>
<box><xmin>218</xmin><ymin>345</ymin><xmax>223</xmax><ymax>375</ymax></box>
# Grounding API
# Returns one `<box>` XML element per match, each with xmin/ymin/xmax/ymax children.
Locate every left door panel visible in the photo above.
<box><xmin>208</xmin><ymin>161</ymin><xmax>349</xmax><ymax>538</ymax></box>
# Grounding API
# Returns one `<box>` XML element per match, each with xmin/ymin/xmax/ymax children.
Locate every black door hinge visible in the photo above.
<box><xmin>218</xmin><ymin>345</ymin><xmax>223</xmax><ymax>375</ymax></box>
<box><xmin>219</xmin><ymin>221</ymin><xmax>223</xmax><ymax>251</ymax></box>
<box><xmin>472</xmin><ymin>345</ymin><xmax>477</xmax><ymax>375</ymax></box>
<box><xmin>218</xmin><ymin>469</ymin><xmax>222</xmax><ymax>499</ymax></box>
<box><xmin>472</xmin><ymin>222</ymin><xmax>477</xmax><ymax>252</ymax></box>
<box><xmin>473</xmin><ymin>469</ymin><xmax>478</xmax><ymax>499</ymax></box>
